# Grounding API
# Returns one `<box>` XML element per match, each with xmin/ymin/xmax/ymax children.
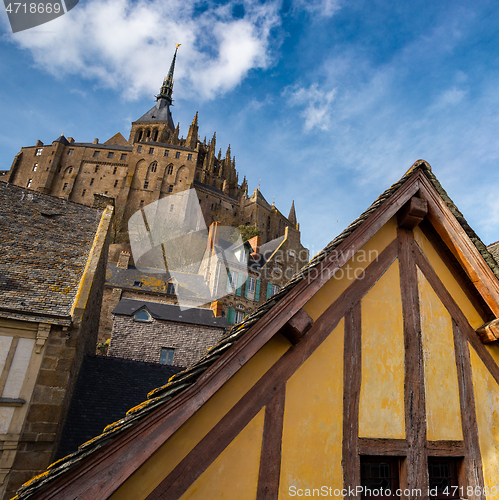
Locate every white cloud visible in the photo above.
<box><xmin>6</xmin><ymin>0</ymin><xmax>280</xmax><ymax>101</ymax></box>
<box><xmin>287</xmin><ymin>83</ymin><xmax>336</xmax><ymax>131</ymax></box>
<box><xmin>292</xmin><ymin>0</ymin><xmax>341</xmax><ymax>18</ymax></box>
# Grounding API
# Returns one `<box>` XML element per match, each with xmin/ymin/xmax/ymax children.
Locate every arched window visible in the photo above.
<box><xmin>167</xmin><ymin>164</ymin><xmax>173</xmax><ymax>175</ymax></box>
<box><xmin>137</xmin><ymin>130</ymin><xmax>143</xmax><ymax>142</ymax></box>
<box><xmin>152</xmin><ymin>129</ymin><xmax>158</xmax><ymax>141</ymax></box>
<box><xmin>150</xmin><ymin>161</ymin><xmax>158</xmax><ymax>173</ymax></box>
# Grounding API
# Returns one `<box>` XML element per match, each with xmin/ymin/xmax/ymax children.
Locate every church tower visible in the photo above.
<box><xmin>128</xmin><ymin>45</ymin><xmax>180</xmax><ymax>144</ymax></box>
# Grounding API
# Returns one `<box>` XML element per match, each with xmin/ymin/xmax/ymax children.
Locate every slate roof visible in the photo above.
<box><xmin>106</xmin><ymin>264</ymin><xmax>210</xmax><ymax>298</ymax></box>
<box><xmin>113</xmin><ymin>298</ymin><xmax>227</xmax><ymax>328</ymax></box>
<box><xmin>14</xmin><ymin>160</ymin><xmax>499</xmax><ymax>499</ymax></box>
<box><xmin>0</xmin><ymin>184</ymin><xmax>105</xmax><ymax>324</ymax></box>
<box><xmin>487</xmin><ymin>241</ymin><xmax>499</xmax><ymax>266</ymax></box>
<box><xmin>135</xmin><ymin>98</ymin><xmax>175</xmax><ymax>130</ymax></box>
<box><xmin>56</xmin><ymin>355</ymin><xmax>184</xmax><ymax>460</ymax></box>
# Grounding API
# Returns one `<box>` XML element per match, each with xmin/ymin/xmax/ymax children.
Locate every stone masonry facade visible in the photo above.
<box><xmin>108</xmin><ymin>315</ymin><xmax>224</xmax><ymax>368</ymax></box>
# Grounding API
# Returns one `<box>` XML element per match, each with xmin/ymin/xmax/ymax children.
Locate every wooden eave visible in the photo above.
<box><xmin>16</xmin><ymin>161</ymin><xmax>499</xmax><ymax>500</ymax></box>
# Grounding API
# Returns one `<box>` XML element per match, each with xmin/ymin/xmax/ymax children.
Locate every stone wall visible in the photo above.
<box><xmin>108</xmin><ymin>316</ymin><xmax>225</xmax><ymax>367</ymax></box>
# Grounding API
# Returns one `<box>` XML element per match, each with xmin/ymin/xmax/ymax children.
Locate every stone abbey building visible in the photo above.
<box><xmin>5</xmin><ymin>47</ymin><xmax>306</xmax><ymax>253</ymax></box>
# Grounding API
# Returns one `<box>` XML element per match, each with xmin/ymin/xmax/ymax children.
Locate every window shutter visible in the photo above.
<box><xmin>236</xmin><ymin>272</ymin><xmax>243</xmax><ymax>297</ymax></box>
<box><xmin>255</xmin><ymin>279</ymin><xmax>261</xmax><ymax>302</ymax></box>
<box><xmin>227</xmin><ymin>308</ymin><xmax>235</xmax><ymax>324</ymax></box>
<box><xmin>266</xmin><ymin>282</ymin><xmax>272</xmax><ymax>299</ymax></box>
<box><xmin>244</xmin><ymin>279</ymin><xmax>249</xmax><ymax>299</ymax></box>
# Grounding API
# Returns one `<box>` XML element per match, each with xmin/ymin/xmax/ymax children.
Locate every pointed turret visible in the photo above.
<box><xmin>288</xmin><ymin>201</ymin><xmax>297</xmax><ymax>226</ymax></box>
<box><xmin>156</xmin><ymin>44</ymin><xmax>181</xmax><ymax>106</ymax></box>
<box><xmin>130</xmin><ymin>45</ymin><xmax>180</xmax><ymax>142</ymax></box>
<box><xmin>186</xmin><ymin>111</ymin><xmax>199</xmax><ymax>150</ymax></box>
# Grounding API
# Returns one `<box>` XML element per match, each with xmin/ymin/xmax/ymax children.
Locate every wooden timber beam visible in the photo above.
<box><xmin>476</xmin><ymin>318</ymin><xmax>499</xmax><ymax>343</ymax></box>
<box><xmin>279</xmin><ymin>308</ymin><xmax>313</xmax><ymax>345</ymax></box>
<box><xmin>397</xmin><ymin>196</ymin><xmax>428</xmax><ymax>230</ymax></box>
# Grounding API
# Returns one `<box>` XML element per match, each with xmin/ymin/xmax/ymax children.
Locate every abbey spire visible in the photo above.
<box><xmin>156</xmin><ymin>44</ymin><xmax>181</xmax><ymax>105</ymax></box>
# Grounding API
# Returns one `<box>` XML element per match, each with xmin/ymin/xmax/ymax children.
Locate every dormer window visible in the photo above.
<box><xmin>134</xmin><ymin>309</ymin><xmax>152</xmax><ymax>322</ymax></box>
<box><xmin>133</xmin><ymin>281</ymin><xmax>142</xmax><ymax>287</ymax></box>
<box><xmin>166</xmin><ymin>282</ymin><xmax>176</xmax><ymax>295</ymax></box>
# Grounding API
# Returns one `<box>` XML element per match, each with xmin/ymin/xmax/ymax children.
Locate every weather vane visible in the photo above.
<box><xmin>176</xmin><ymin>43</ymin><xmax>181</xmax><ymax>50</ymax></box>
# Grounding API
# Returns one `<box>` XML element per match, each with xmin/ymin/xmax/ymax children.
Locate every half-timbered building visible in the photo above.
<box><xmin>13</xmin><ymin>160</ymin><xmax>499</xmax><ymax>499</ymax></box>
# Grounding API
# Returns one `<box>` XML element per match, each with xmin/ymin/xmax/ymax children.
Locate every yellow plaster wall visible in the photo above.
<box><xmin>109</xmin><ymin>334</ymin><xmax>290</xmax><ymax>500</ymax></box>
<box><xmin>180</xmin><ymin>408</ymin><xmax>265</xmax><ymax>500</ymax></box>
<box><xmin>469</xmin><ymin>346</ymin><xmax>499</xmax><ymax>500</ymax></box>
<box><xmin>358</xmin><ymin>260</ymin><xmax>405</xmax><ymax>439</ymax></box>
<box><xmin>303</xmin><ymin>217</ymin><xmax>398</xmax><ymax>321</ymax></box>
<box><xmin>417</xmin><ymin>268</ymin><xmax>463</xmax><ymax>441</ymax></box>
<box><xmin>485</xmin><ymin>343</ymin><xmax>499</xmax><ymax>372</ymax></box>
<box><xmin>413</xmin><ymin>227</ymin><xmax>484</xmax><ymax>330</ymax></box>
<box><xmin>279</xmin><ymin>320</ymin><xmax>344</xmax><ymax>498</ymax></box>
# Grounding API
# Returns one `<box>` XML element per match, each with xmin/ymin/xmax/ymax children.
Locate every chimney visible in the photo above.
<box><xmin>67</xmin><ymin>137</ymin><xmax>75</xmax><ymax>144</ymax></box>
<box><xmin>247</xmin><ymin>235</ymin><xmax>261</xmax><ymax>260</ymax></box>
<box><xmin>211</xmin><ymin>300</ymin><xmax>223</xmax><ymax>318</ymax></box>
<box><xmin>93</xmin><ymin>138</ymin><xmax>99</xmax><ymax>144</ymax></box>
<box><xmin>206</xmin><ymin>221</ymin><xmax>221</xmax><ymax>252</ymax></box>
<box><xmin>117</xmin><ymin>251</ymin><xmax>130</xmax><ymax>269</ymax></box>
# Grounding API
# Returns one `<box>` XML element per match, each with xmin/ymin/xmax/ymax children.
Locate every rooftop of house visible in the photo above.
<box><xmin>14</xmin><ymin>160</ymin><xmax>499</xmax><ymax>499</ymax></box>
<box><xmin>0</xmin><ymin>183</ymin><xmax>106</xmax><ymax>324</ymax></box>
<box><xmin>56</xmin><ymin>354</ymin><xmax>184</xmax><ymax>460</ymax></box>
<box><xmin>113</xmin><ymin>298</ymin><xmax>227</xmax><ymax>328</ymax></box>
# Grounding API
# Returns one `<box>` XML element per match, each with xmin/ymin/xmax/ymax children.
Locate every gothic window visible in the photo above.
<box><xmin>164</xmin><ymin>150</ymin><xmax>169</xmax><ymax>157</ymax></box>
<box><xmin>63</xmin><ymin>183</ymin><xmax>68</xmax><ymax>191</ymax></box>
<box><xmin>149</xmin><ymin>147</ymin><xmax>154</xmax><ymax>154</ymax></box>
<box><xmin>137</xmin><ymin>146</ymin><xmax>142</xmax><ymax>153</ymax></box>
<box><xmin>35</xmin><ymin>148</ymin><xmax>43</xmax><ymax>156</ymax></box>
<box><xmin>26</xmin><ymin>179</ymin><xmax>32</xmax><ymax>188</ymax></box>
<box><xmin>121</xmin><ymin>154</ymin><xmax>127</xmax><ymax>161</ymax></box>
<box><xmin>150</xmin><ymin>162</ymin><xmax>157</xmax><ymax>172</ymax></box>
<box><xmin>67</xmin><ymin>149</ymin><xmax>74</xmax><ymax>156</ymax></box>
<box><xmin>114</xmin><ymin>180</ymin><xmax>118</xmax><ymax>188</ymax></box>
<box><xmin>159</xmin><ymin>348</ymin><xmax>175</xmax><ymax>365</ymax></box>
<box><xmin>144</xmin><ymin>181</ymin><xmax>149</xmax><ymax>189</ymax></box>
<box><xmin>113</xmin><ymin>167</ymin><xmax>117</xmax><ymax>174</ymax></box>
<box><xmin>33</xmin><ymin>164</ymin><xmax>37</xmax><ymax>171</ymax></box>
<box><xmin>90</xmin><ymin>178</ymin><xmax>94</xmax><ymax>186</ymax></box>
<box><xmin>137</xmin><ymin>130</ymin><xmax>143</xmax><ymax>142</ymax></box>
<box><xmin>167</xmin><ymin>165</ymin><xmax>173</xmax><ymax>175</ymax></box>
<box><xmin>93</xmin><ymin>151</ymin><xmax>99</xmax><ymax>158</ymax></box>
<box><xmin>82</xmin><ymin>189</ymin><xmax>86</xmax><ymax>197</ymax></box>
<box><xmin>107</xmin><ymin>152</ymin><xmax>114</xmax><ymax>159</ymax></box>
<box><xmin>175</xmin><ymin>151</ymin><xmax>181</xmax><ymax>159</ymax></box>
<box><xmin>168</xmin><ymin>185</ymin><xmax>173</xmax><ymax>193</ymax></box>
<box><xmin>187</xmin><ymin>154</ymin><xmax>193</xmax><ymax>161</ymax></box>
<box><xmin>146</xmin><ymin>129</ymin><xmax>151</xmax><ymax>138</ymax></box>
<box><xmin>152</xmin><ymin>130</ymin><xmax>158</xmax><ymax>141</ymax></box>
<box><xmin>68</xmin><ymin>167</ymin><xmax>73</xmax><ymax>174</ymax></box>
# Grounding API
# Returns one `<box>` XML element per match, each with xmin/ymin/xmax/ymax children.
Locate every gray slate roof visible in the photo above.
<box><xmin>106</xmin><ymin>264</ymin><xmax>210</xmax><ymax>299</ymax></box>
<box><xmin>0</xmin><ymin>184</ymin><xmax>104</xmax><ymax>323</ymax></box>
<box><xmin>15</xmin><ymin>160</ymin><xmax>499</xmax><ymax>499</ymax></box>
<box><xmin>113</xmin><ymin>298</ymin><xmax>227</xmax><ymax>328</ymax></box>
<box><xmin>135</xmin><ymin>98</ymin><xmax>175</xmax><ymax>130</ymax></box>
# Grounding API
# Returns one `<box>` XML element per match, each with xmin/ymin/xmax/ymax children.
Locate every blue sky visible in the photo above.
<box><xmin>2</xmin><ymin>0</ymin><xmax>499</xmax><ymax>255</ymax></box>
